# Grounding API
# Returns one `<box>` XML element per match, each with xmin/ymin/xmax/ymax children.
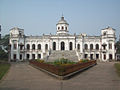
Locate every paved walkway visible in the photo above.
<box><xmin>0</xmin><ymin>62</ymin><xmax>120</xmax><ymax>90</ymax></box>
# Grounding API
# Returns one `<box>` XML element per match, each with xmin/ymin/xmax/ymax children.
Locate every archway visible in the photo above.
<box><xmin>53</xmin><ymin>42</ymin><xmax>56</xmax><ymax>50</ymax></box>
<box><xmin>109</xmin><ymin>54</ymin><xmax>113</xmax><ymax>60</ymax></box>
<box><xmin>69</xmin><ymin>42</ymin><xmax>73</xmax><ymax>50</ymax></box>
<box><xmin>61</xmin><ymin>42</ymin><xmax>65</xmax><ymax>50</ymax></box>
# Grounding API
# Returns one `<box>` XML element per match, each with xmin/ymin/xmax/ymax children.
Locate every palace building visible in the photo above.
<box><xmin>9</xmin><ymin>16</ymin><xmax>116</xmax><ymax>62</ymax></box>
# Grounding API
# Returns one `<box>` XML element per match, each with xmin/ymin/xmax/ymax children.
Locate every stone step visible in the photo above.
<box><xmin>47</xmin><ymin>50</ymin><xmax>78</xmax><ymax>62</ymax></box>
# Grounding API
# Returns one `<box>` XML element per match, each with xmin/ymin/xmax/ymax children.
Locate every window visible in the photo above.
<box><xmin>104</xmin><ymin>54</ymin><xmax>106</xmax><ymax>60</ymax></box>
<box><xmin>61</xmin><ymin>42</ymin><xmax>65</xmax><ymax>50</ymax></box>
<box><xmin>77</xmin><ymin>44</ymin><xmax>80</xmax><ymax>50</ymax></box>
<box><xmin>96</xmin><ymin>44</ymin><xmax>99</xmax><ymax>50</ymax></box>
<box><xmin>13</xmin><ymin>54</ymin><xmax>16</xmax><ymax>60</ymax></box>
<box><xmin>90</xmin><ymin>44</ymin><xmax>93</xmax><ymax>50</ymax></box>
<box><xmin>32</xmin><ymin>54</ymin><xmax>35</xmax><ymax>59</ymax></box>
<box><xmin>32</xmin><ymin>44</ymin><xmax>35</xmax><ymax>50</ymax></box>
<box><xmin>53</xmin><ymin>42</ymin><xmax>56</xmax><ymax>50</ymax></box>
<box><xmin>84</xmin><ymin>54</ymin><xmax>88</xmax><ymax>58</ymax></box>
<box><xmin>103</xmin><ymin>32</ymin><xmax>106</xmax><ymax>35</ymax></box>
<box><xmin>26</xmin><ymin>44</ymin><xmax>30</xmax><ymax>50</ymax></box>
<box><xmin>96</xmin><ymin>54</ymin><xmax>99</xmax><ymax>59</ymax></box>
<box><xmin>109</xmin><ymin>54</ymin><xmax>112</xmax><ymax>60</ymax></box>
<box><xmin>38</xmin><ymin>54</ymin><xmax>41</xmax><ymax>59</ymax></box>
<box><xmin>109</xmin><ymin>43</ymin><xmax>112</xmax><ymax>49</ymax></box>
<box><xmin>38</xmin><ymin>44</ymin><xmax>41</xmax><ymax>50</ymax></box>
<box><xmin>62</xmin><ymin>26</ymin><xmax>64</xmax><ymax>30</ymax></box>
<box><xmin>20</xmin><ymin>45</ymin><xmax>23</xmax><ymax>50</ymax></box>
<box><xmin>58</xmin><ymin>27</ymin><xmax>60</xmax><ymax>30</ymax></box>
<box><xmin>45</xmin><ymin>44</ymin><xmax>48</xmax><ymax>50</ymax></box>
<box><xmin>13</xmin><ymin>44</ymin><xmax>17</xmax><ymax>50</ymax></box>
<box><xmin>26</xmin><ymin>54</ymin><xmax>30</xmax><ymax>60</ymax></box>
<box><xmin>65</xmin><ymin>27</ymin><xmax>67</xmax><ymax>30</ymax></box>
<box><xmin>20</xmin><ymin>54</ymin><xmax>22</xmax><ymax>60</ymax></box>
<box><xmin>103</xmin><ymin>46</ymin><xmax>106</xmax><ymax>50</ymax></box>
<box><xmin>90</xmin><ymin>54</ymin><xmax>93</xmax><ymax>60</ymax></box>
<box><xmin>69</xmin><ymin>42</ymin><xmax>73</xmax><ymax>50</ymax></box>
<box><xmin>84</xmin><ymin>44</ymin><xmax>88</xmax><ymax>50</ymax></box>
<box><xmin>9</xmin><ymin>44</ymin><xmax>11</xmax><ymax>50</ymax></box>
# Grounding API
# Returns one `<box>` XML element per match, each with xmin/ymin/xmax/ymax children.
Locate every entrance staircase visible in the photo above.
<box><xmin>47</xmin><ymin>50</ymin><xmax>78</xmax><ymax>62</ymax></box>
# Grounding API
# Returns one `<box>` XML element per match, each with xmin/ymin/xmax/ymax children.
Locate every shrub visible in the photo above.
<box><xmin>79</xmin><ymin>59</ymin><xmax>89</xmax><ymax>63</ymax></box>
<box><xmin>36</xmin><ymin>59</ymin><xmax>44</xmax><ymax>63</ymax></box>
<box><xmin>53</xmin><ymin>58</ymin><xmax>76</xmax><ymax>66</ymax></box>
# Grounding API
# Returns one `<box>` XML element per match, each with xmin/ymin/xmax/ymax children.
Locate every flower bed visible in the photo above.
<box><xmin>29</xmin><ymin>59</ymin><xmax>96</xmax><ymax>76</ymax></box>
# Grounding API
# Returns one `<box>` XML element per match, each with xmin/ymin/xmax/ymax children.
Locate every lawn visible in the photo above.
<box><xmin>0</xmin><ymin>63</ymin><xmax>10</xmax><ymax>80</ymax></box>
<box><xmin>114</xmin><ymin>63</ymin><xmax>120</xmax><ymax>77</ymax></box>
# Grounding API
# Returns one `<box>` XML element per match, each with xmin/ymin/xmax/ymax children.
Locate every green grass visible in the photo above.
<box><xmin>0</xmin><ymin>63</ymin><xmax>10</xmax><ymax>80</ymax></box>
<box><xmin>114</xmin><ymin>63</ymin><xmax>120</xmax><ymax>77</ymax></box>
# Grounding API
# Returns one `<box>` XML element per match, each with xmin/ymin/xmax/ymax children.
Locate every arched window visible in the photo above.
<box><xmin>26</xmin><ymin>44</ymin><xmax>30</xmax><ymax>50</ymax></box>
<box><xmin>62</xmin><ymin>26</ymin><xmax>64</xmax><ymax>30</ymax></box>
<box><xmin>77</xmin><ymin>44</ymin><xmax>80</xmax><ymax>50</ymax></box>
<box><xmin>13</xmin><ymin>44</ymin><xmax>17</xmax><ymax>50</ymax></box>
<box><xmin>26</xmin><ymin>54</ymin><xmax>30</xmax><ymax>60</ymax></box>
<box><xmin>69</xmin><ymin>42</ymin><xmax>73</xmax><ymax>50</ymax></box>
<box><xmin>38</xmin><ymin>54</ymin><xmax>41</xmax><ymax>59</ymax></box>
<box><xmin>109</xmin><ymin>43</ymin><xmax>112</xmax><ymax>49</ymax></box>
<box><xmin>53</xmin><ymin>42</ymin><xmax>56</xmax><ymax>50</ymax></box>
<box><xmin>45</xmin><ymin>44</ymin><xmax>48</xmax><ymax>50</ymax></box>
<box><xmin>38</xmin><ymin>44</ymin><xmax>41</xmax><ymax>50</ymax></box>
<box><xmin>104</xmin><ymin>54</ymin><xmax>106</xmax><ymax>60</ymax></box>
<box><xmin>65</xmin><ymin>27</ymin><xmax>67</xmax><ymax>30</ymax></box>
<box><xmin>84</xmin><ymin>44</ymin><xmax>88</xmax><ymax>50</ymax></box>
<box><xmin>96</xmin><ymin>44</ymin><xmax>99</xmax><ymax>50</ymax></box>
<box><xmin>32</xmin><ymin>44</ymin><xmax>35</xmax><ymax>50</ymax></box>
<box><xmin>58</xmin><ymin>27</ymin><xmax>60</xmax><ymax>30</ymax></box>
<box><xmin>61</xmin><ymin>42</ymin><xmax>65</xmax><ymax>50</ymax></box>
<box><xmin>103</xmin><ymin>32</ymin><xmax>106</xmax><ymax>36</ymax></box>
<box><xmin>90</xmin><ymin>44</ymin><xmax>93</xmax><ymax>50</ymax></box>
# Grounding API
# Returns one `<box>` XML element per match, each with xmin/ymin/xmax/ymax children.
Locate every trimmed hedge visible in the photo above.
<box><xmin>29</xmin><ymin>60</ymin><xmax>96</xmax><ymax>76</ymax></box>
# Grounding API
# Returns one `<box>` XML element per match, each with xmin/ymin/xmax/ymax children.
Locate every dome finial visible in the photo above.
<box><xmin>62</xmin><ymin>13</ymin><xmax>63</xmax><ymax>17</ymax></box>
<box><xmin>61</xmin><ymin>13</ymin><xmax>64</xmax><ymax>20</ymax></box>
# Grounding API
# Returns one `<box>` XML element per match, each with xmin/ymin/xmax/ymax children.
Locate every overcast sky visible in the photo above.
<box><xmin>0</xmin><ymin>0</ymin><xmax>120</xmax><ymax>40</ymax></box>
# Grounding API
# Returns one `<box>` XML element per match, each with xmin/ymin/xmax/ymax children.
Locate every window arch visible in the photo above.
<box><xmin>58</xmin><ymin>27</ymin><xmax>60</xmax><ymax>30</ymax></box>
<box><xmin>109</xmin><ymin>43</ymin><xmax>112</xmax><ymax>49</ymax></box>
<box><xmin>38</xmin><ymin>44</ymin><xmax>41</xmax><ymax>50</ymax></box>
<box><xmin>61</xmin><ymin>42</ymin><xmax>65</xmax><ymax>50</ymax></box>
<box><xmin>90</xmin><ymin>44</ymin><xmax>93</xmax><ymax>50</ymax></box>
<box><xmin>45</xmin><ymin>44</ymin><xmax>48</xmax><ymax>50</ymax></box>
<box><xmin>69</xmin><ymin>42</ymin><xmax>73</xmax><ymax>50</ymax></box>
<box><xmin>53</xmin><ymin>42</ymin><xmax>56</xmax><ymax>50</ymax></box>
<box><xmin>77</xmin><ymin>44</ymin><xmax>80</xmax><ymax>50</ymax></box>
<box><xmin>96</xmin><ymin>44</ymin><xmax>99</xmax><ymax>50</ymax></box>
<box><xmin>84</xmin><ymin>44</ymin><xmax>88</xmax><ymax>50</ymax></box>
<box><xmin>65</xmin><ymin>27</ymin><xmax>67</xmax><ymax>30</ymax></box>
<box><xmin>62</xmin><ymin>26</ymin><xmax>64</xmax><ymax>30</ymax></box>
<box><xmin>26</xmin><ymin>44</ymin><xmax>30</xmax><ymax>50</ymax></box>
<box><xmin>32</xmin><ymin>44</ymin><xmax>35</xmax><ymax>50</ymax></box>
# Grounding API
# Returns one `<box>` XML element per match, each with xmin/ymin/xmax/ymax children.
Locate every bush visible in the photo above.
<box><xmin>53</xmin><ymin>58</ymin><xmax>76</xmax><ymax>66</ymax></box>
<box><xmin>36</xmin><ymin>59</ymin><xmax>44</xmax><ymax>63</ymax></box>
<box><xmin>79</xmin><ymin>59</ymin><xmax>89</xmax><ymax>63</ymax></box>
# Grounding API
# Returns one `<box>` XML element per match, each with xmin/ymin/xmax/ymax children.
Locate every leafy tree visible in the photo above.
<box><xmin>0</xmin><ymin>34</ymin><xmax>9</xmax><ymax>60</ymax></box>
<box><xmin>116</xmin><ymin>41</ymin><xmax>120</xmax><ymax>54</ymax></box>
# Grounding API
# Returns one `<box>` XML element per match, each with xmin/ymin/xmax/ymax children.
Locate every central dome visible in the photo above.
<box><xmin>57</xmin><ymin>16</ymin><xmax>69</xmax><ymax>25</ymax></box>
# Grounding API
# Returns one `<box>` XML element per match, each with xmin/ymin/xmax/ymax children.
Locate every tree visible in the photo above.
<box><xmin>116</xmin><ymin>41</ymin><xmax>120</xmax><ymax>54</ymax></box>
<box><xmin>0</xmin><ymin>34</ymin><xmax>9</xmax><ymax>60</ymax></box>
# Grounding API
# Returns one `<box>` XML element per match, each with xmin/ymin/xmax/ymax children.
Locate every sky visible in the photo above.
<box><xmin>0</xmin><ymin>0</ymin><xmax>120</xmax><ymax>40</ymax></box>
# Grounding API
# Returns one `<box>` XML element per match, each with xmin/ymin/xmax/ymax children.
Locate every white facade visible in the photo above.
<box><xmin>9</xmin><ymin>16</ymin><xmax>116</xmax><ymax>62</ymax></box>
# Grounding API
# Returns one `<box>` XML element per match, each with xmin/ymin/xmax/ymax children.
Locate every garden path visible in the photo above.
<box><xmin>0</xmin><ymin>62</ymin><xmax>120</xmax><ymax>90</ymax></box>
